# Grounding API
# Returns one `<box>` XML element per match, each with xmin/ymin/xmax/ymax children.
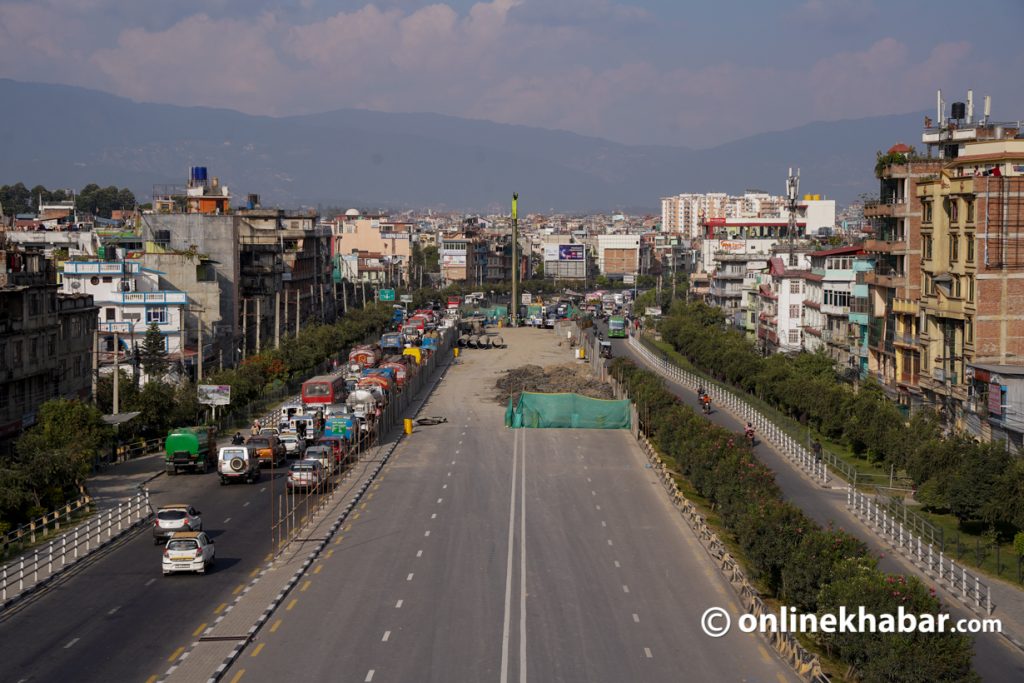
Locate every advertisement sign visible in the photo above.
<box><xmin>645</xmin><ymin>307</ymin><xmax>662</xmax><ymax>317</ymax></box>
<box><xmin>198</xmin><ymin>385</ymin><xmax>231</xmax><ymax>406</ymax></box>
<box><xmin>521</xmin><ymin>293</ymin><xmax>532</xmax><ymax>305</ymax></box>
<box><xmin>719</xmin><ymin>241</ymin><xmax>746</xmax><ymax>252</ymax></box>
<box><xmin>543</xmin><ymin>245</ymin><xmax>559</xmax><ymax>261</ymax></box>
<box><xmin>623</xmin><ymin>274</ymin><xmax>636</xmax><ymax>284</ymax></box>
<box><xmin>379</xmin><ymin>289</ymin><xmax>395</xmax><ymax>302</ymax></box>
<box><xmin>559</xmin><ymin>244</ymin><xmax>584</xmax><ymax>261</ymax></box>
<box><xmin>400</xmin><ymin>294</ymin><xmax>413</xmax><ymax>303</ymax></box>
<box><xmin>989</xmin><ymin>383</ymin><xmax>1005</xmax><ymax>416</ymax></box>
<box><xmin>442</xmin><ymin>252</ymin><xmax>467</xmax><ymax>266</ymax></box>
<box><xmin>380</xmin><ymin>233</ymin><xmax>407</xmax><ymax>240</ymax></box>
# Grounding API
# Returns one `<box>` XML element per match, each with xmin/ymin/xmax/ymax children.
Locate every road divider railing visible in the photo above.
<box><xmin>848</xmin><ymin>487</ymin><xmax>993</xmax><ymax>616</ymax></box>
<box><xmin>628</xmin><ymin>335</ymin><xmax>830</xmax><ymax>485</ymax></box>
<box><xmin>0</xmin><ymin>494</ymin><xmax>94</xmax><ymax>561</ymax></box>
<box><xmin>0</xmin><ymin>489</ymin><xmax>152</xmax><ymax>610</ymax></box>
<box><xmin>630</xmin><ymin>426</ymin><xmax>828</xmax><ymax>682</ymax></box>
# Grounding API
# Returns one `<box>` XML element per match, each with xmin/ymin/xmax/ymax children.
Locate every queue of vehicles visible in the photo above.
<box><xmin>157</xmin><ymin>304</ymin><xmax>448</xmax><ymax>575</ymax></box>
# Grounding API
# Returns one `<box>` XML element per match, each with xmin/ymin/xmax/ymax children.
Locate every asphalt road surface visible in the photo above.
<box><xmin>225</xmin><ymin>327</ymin><xmax>797</xmax><ymax>683</ymax></box>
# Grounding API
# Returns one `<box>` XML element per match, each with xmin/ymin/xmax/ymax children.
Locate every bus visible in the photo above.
<box><xmin>608</xmin><ymin>315</ymin><xmax>627</xmax><ymax>338</ymax></box>
<box><xmin>301</xmin><ymin>372</ymin><xmax>348</xmax><ymax>407</ymax></box>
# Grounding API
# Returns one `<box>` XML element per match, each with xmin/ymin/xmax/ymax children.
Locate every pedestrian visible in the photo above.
<box><xmin>251</xmin><ymin>419</ymin><xmax>260</xmax><ymax>437</ymax></box>
<box><xmin>812</xmin><ymin>439</ymin><xmax>822</xmax><ymax>463</ymax></box>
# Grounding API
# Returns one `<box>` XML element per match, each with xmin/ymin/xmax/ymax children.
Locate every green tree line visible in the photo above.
<box><xmin>611</xmin><ymin>357</ymin><xmax>978</xmax><ymax>682</ymax></box>
<box><xmin>0</xmin><ymin>182</ymin><xmax>136</xmax><ymax>219</ymax></box>
<box><xmin>658</xmin><ymin>302</ymin><xmax>1024</xmax><ymax>541</ymax></box>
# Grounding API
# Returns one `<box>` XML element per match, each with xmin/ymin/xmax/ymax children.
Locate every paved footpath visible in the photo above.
<box><xmin>615</xmin><ymin>333</ymin><xmax>1024</xmax><ymax>682</ymax></box>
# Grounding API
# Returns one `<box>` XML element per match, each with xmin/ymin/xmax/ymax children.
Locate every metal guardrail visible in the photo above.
<box><xmin>849</xmin><ymin>488</ymin><xmax>992</xmax><ymax>615</ymax></box>
<box><xmin>627</xmin><ymin>334</ymin><xmax>995</xmax><ymax>617</ymax></box>
<box><xmin>1</xmin><ymin>490</ymin><xmax>152</xmax><ymax>608</ymax></box>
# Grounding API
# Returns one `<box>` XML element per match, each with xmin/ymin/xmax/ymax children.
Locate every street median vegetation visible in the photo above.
<box><xmin>611</xmin><ymin>357</ymin><xmax>978</xmax><ymax>682</ymax></box>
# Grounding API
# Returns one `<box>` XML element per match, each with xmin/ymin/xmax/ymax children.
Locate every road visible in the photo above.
<box><xmin>607</xmin><ymin>325</ymin><xmax>1024</xmax><ymax>682</ymax></box>
<box><xmin>225</xmin><ymin>327</ymin><xmax>796</xmax><ymax>683</ymax></box>
<box><xmin>0</xmin><ymin>413</ymin><xmax>371</xmax><ymax>683</ymax></box>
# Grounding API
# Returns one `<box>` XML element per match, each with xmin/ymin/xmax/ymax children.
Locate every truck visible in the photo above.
<box><xmin>164</xmin><ymin>427</ymin><xmax>217</xmax><ymax>475</ymax></box>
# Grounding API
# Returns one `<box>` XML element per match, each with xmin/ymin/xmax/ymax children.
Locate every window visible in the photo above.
<box><xmin>923</xmin><ymin>201</ymin><xmax>933</xmax><ymax>223</ymax></box>
<box><xmin>102</xmin><ymin>276</ymin><xmax>112</xmax><ymax>283</ymax></box>
<box><xmin>966</xmin><ymin>233</ymin><xmax>974</xmax><ymax>263</ymax></box>
<box><xmin>949</xmin><ymin>234</ymin><xmax>958</xmax><ymax>263</ymax></box>
<box><xmin>966</xmin><ymin>318</ymin><xmax>973</xmax><ymax>343</ymax></box>
<box><xmin>0</xmin><ymin>342</ymin><xmax>5</xmax><ymax>370</ymax></box>
<box><xmin>967</xmin><ymin>275</ymin><xmax>975</xmax><ymax>302</ymax></box>
<box><xmin>789</xmin><ymin>281</ymin><xmax>801</xmax><ymax>294</ymax></box>
<box><xmin>29</xmin><ymin>338</ymin><xmax>38</xmax><ymax>365</ymax></box>
<box><xmin>13</xmin><ymin>380</ymin><xmax>23</xmax><ymax>406</ymax></box>
<box><xmin>966</xmin><ymin>200</ymin><xmax>975</xmax><ymax>224</ymax></box>
<box><xmin>196</xmin><ymin>263</ymin><xmax>216</xmax><ymax>282</ymax></box>
<box><xmin>790</xmin><ymin>304</ymin><xmax>800</xmax><ymax>318</ymax></box>
<box><xmin>106</xmin><ymin>307</ymin><xmax>116</xmax><ymax>321</ymax></box>
<box><xmin>924</xmin><ymin>235</ymin><xmax>933</xmax><ymax>260</ymax></box>
<box><xmin>28</xmin><ymin>295</ymin><xmax>40</xmax><ymax>317</ymax></box>
<box><xmin>74</xmin><ymin>355</ymin><xmax>82</xmax><ymax>378</ymax></box>
<box><xmin>949</xmin><ymin>199</ymin><xmax>959</xmax><ymax>224</ymax></box>
<box><xmin>48</xmin><ymin>335</ymin><xmax>55</xmax><ymax>357</ymax></box>
<box><xmin>146</xmin><ymin>307</ymin><xmax>168</xmax><ymax>324</ymax></box>
<box><xmin>954</xmin><ymin>276</ymin><xmax>961</xmax><ymax>298</ymax></box>
<box><xmin>788</xmin><ymin>330</ymin><xmax>800</xmax><ymax>345</ymax></box>
<box><xmin>0</xmin><ymin>385</ymin><xmax>7</xmax><ymax>409</ymax></box>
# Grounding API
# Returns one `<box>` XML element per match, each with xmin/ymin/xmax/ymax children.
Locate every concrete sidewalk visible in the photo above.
<box><xmin>621</xmin><ymin>339</ymin><xmax>1024</xmax><ymax>681</ymax></box>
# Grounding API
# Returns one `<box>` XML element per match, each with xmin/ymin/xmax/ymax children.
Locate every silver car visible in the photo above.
<box><xmin>279</xmin><ymin>434</ymin><xmax>306</xmax><ymax>458</ymax></box>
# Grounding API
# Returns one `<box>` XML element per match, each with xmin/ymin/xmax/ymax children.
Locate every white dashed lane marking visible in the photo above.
<box><xmin>63</xmin><ymin>638</ymin><xmax>79</xmax><ymax>649</ymax></box>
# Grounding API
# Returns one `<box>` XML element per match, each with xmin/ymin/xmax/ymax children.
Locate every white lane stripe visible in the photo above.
<box><xmin>416</xmin><ymin>550</ymin><xmax>423</xmax><ymax>558</ymax></box>
<box><xmin>365</xmin><ymin>670</ymin><xmax>375</xmax><ymax>682</ymax></box>
<box><xmin>633</xmin><ymin>613</ymin><xmax>640</xmax><ymax>623</ymax></box>
<box><xmin>407</xmin><ymin>573</ymin><xmax>414</xmax><ymax>581</ymax></box>
<box><xmin>260</xmin><ymin>488</ymin><xmax>266</xmax><ymax>493</ymax></box>
<box><xmin>431</xmin><ymin>513</ymin><xmax>437</xmax><ymax>519</ymax></box>
<box><xmin>499</xmin><ymin>429</ymin><xmax>519</xmax><ymax>683</ymax></box>
<box><xmin>595</xmin><ymin>505</ymin><xmax>601</xmax><ymax>511</ymax></box>
<box><xmin>442</xmin><ymin>484</ymin><xmax>447</xmax><ymax>489</ymax></box>
<box><xmin>424</xmin><ymin>530</ymin><xmax>431</xmax><ymax>537</ymax></box>
<box><xmin>607</xmin><ymin>539</ymin><xmax>613</xmax><ymax>546</ymax></box>
<box><xmin>145</xmin><ymin>578</ymin><xmax>156</xmax><ymax>586</ymax></box>
<box><xmin>587</xmin><ymin>477</ymin><xmax>591</xmax><ymax>483</ymax></box>
<box><xmin>614</xmin><ymin>560</ymin><xmax>621</xmax><ymax>568</ymax></box>
<box><xmin>64</xmin><ymin>638</ymin><xmax>79</xmax><ymax>649</ymax></box>
<box><xmin>519</xmin><ymin>427</ymin><xmax>527</xmax><ymax>683</ymax></box>
<box><xmin>382</xmin><ymin>631</ymin><xmax>391</xmax><ymax>642</ymax></box>
<box><xmin>224</xmin><ymin>517</ymin><xmax>231</xmax><ymax>523</ymax></box>
<box><xmin>243</xmin><ymin>501</ymin><xmax>250</xmax><ymax>507</ymax></box>
<box><xmin>437</xmin><ymin>498</ymin><xmax>443</xmax><ymax>504</ymax></box>
<box><xmin>623</xmin><ymin>585</ymin><xmax>630</xmax><ymax>593</ymax></box>
<box><xmin>395</xmin><ymin>600</ymin><xmax>403</xmax><ymax>608</ymax></box>
<box><xmin>644</xmin><ymin>647</ymin><xmax>652</xmax><ymax>659</ymax></box>
<box><xmin>107</xmin><ymin>606</ymin><xmax>120</xmax><ymax>615</ymax></box>
<box><xmin>601</xmin><ymin>521</ymin><xmax>607</xmax><ymax>527</ymax></box>
<box><xmin>591</xmin><ymin>490</ymin><xmax>596</xmax><ymax>496</ymax></box>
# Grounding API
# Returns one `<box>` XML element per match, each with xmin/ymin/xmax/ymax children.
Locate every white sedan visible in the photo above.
<box><xmin>162</xmin><ymin>531</ymin><xmax>215</xmax><ymax>575</ymax></box>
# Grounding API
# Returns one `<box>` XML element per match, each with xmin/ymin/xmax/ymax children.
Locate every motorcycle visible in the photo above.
<box><xmin>744</xmin><ymin>429</ymin><xmax>755</xmax><ymax>447</ymax></box>
<box><xmin>701</xmin><ymin>399</ymin><xmax>712</xmax><ymax>415</ymax></box>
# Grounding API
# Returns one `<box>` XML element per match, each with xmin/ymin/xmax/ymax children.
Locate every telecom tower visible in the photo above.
<box><xmin>786</xmin><ymin>167</ymin><xmax>800</xmax><ymax>267</ymax></box>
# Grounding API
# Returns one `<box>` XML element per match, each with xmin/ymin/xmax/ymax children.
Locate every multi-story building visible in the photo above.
<box><xmin>439</xmin><ymin>235</ymin><xmax>477</xmax><ymax>283</ymax></box>
<box><xmin>917</xmin><ymin>132</ymin><xmax>1024</xmax><ymax>438</ymax></box>
<box><xmin>662</xmin><ymin>191</ymin><xmax>834</xmax><ymax>241</ymax></box>
<box><xmin>596</xmin><ymin>234</ymin><xmax>642</xmax><ymax>277</ymax></box>
<box><xmin>330</xmin><ymin>211</ymin><xmax>413</xmax><ymax>287</ymax></box>
<box><xmin>61</xmin><ymin>260</ymin><xmax>188</xmax><ymax>377</ymax></box>
<box><xmin>754</xmin><ymin>257</ymin><xmax>810</xmax><ymax>355</ymax></box>
<box><xmin>0</xmin><ymin>248</ymin><xmax>96</xmax><ymax>441</ymax></box>
<box><xmin>847</xmin><ymin>255</ymin><xmax>876</xmax><ymax>379</ymax></box>
<box><xmin>804</xmin><ymin>247</ymin><xmax>862</xmax><ymax>364</ymax></box>
<box><xmin>863</xmin><ymin>143</ymin><xmax>940</xmax><ymax>404</ymax></box>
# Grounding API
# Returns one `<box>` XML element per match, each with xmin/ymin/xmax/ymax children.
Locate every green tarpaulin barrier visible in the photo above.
<box><xmin>505</xmin><ymin>392</ymin><xmax>631</xmax><ymax>429</ymax></box>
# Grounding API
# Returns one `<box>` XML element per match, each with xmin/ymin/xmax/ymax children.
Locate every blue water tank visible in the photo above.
<box><xmin>190</xmin><ymin>166</ymin><xmax>208</xmax><ymax>183</ymax></box>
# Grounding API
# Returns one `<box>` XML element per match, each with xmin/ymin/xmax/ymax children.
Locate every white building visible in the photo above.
<box><xmin>661</xmin><ymin>191</ymin><xmax>835</xmax><ymax>241</ymax></box>
<box><xmin>596</xmin><ymin>234</ymin><xmax>641</xmax><ymax>276</ymax></box>
<box><xmin>61</xmin><ymin>260</ymin><xmax>188</xmax><ymax>372</ymax></box>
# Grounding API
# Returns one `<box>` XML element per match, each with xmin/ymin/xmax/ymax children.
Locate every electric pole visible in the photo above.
<box><xmin>511</xmin><ymin>193</ymin><xmax>519</xmax><ymax>327</ymax></box>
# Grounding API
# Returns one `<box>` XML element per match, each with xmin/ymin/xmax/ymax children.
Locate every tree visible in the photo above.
<box><xmin>139</xmin><ymin>322</ymin><xmax>168</xmax><ymax>378</ymax></box>
<box><xmin>781</xmin><ymin>527</ymin><xmax>868</xmax><ymax>612</ymax></box>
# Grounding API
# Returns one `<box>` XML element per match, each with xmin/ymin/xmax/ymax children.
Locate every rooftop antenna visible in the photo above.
<box><xmin>786</xmin><ymin>167</ymin><xmax>800</xmax><ymax>267</ymax></box>
<box><xmin>967</xmin><ymin>90</ymin><xmax>974</xmax><ymax>124</ymax></box>
<box><xmin>936</xmin><ymin>89</ymin><xmax>944</xmax><ymax>127</ymax></box>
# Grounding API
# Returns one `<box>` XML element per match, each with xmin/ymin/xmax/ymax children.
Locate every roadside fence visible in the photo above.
<box><xmin>0</xmin><ymin>495</ymin><xmax>94</xmax><ymax>561</ymax></box>
<box><xmin>0</xmin><ymin>489</ymin><xmax>152</xmax><ymax>609</ymax></box>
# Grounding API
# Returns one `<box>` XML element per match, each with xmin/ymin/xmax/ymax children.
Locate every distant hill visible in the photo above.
<box><xmin>0</xmin><ymin>79</ymin><xmax>924</xmax><ymax>212</ymax></box>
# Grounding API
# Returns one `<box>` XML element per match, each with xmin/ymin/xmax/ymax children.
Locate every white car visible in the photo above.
<box><xmin>162</xmin><ymin>531</ymin><xmax>215</xmax><ymax>575</ymax></box>
<box><xmin>153</xmin><ymin>504</ymin><xmax>203</xmax><ymax>544</ymax></box>
<box><xmin>279</xmin><ymin>434</ymin><xmax>305</xmax><ymax>458</ymax></box>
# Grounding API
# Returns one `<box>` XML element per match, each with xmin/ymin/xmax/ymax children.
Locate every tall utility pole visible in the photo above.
<box><xmin>91</xmin><ymin>326</ymin><xmax>99</xmax><ymax>405</ymax></box>
<box><xmin>511</xmin><ymin>193</ymin><xmax>519</xmax><ymax>327</ymax></box>
<box><xmin>112</xmin><ymin>332</ymin><xmax>120</xmax><ymax>415</ymax></box>
<box><xmin>274</xmin><ymin>290</ymin><xmax>281</xmax><ymax>349</ymax></box>
<box><xmin>256</xmin><ymin>297</ymin><xmax>262</xmax><ymax>354</ymax></box>
<box><xmin>197</xmin><ymin>318</ymin><xmax>203</xmax><ymax>381</ymax></box>
<box><xmin>786</xmin><ymin>167</ymin><xmax>801</xmax><ymax>267</ymax></box>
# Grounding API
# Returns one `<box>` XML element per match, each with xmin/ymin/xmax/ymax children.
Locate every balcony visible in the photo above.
<box><xmin>714</xmin><ymin>270</ymin><xmax>745</xmax><ymax>280</ymax></box>
<box><xmin>63</xmin><ymin>261</ymin><xmax>140</xmax><ymax>275</ymax></box>
<box><xmin>898</xmin><ymin>373</ymin><xmax>921</xmax><ymax>386</ymax></box>
<box><xmin>862</xmin><ymin>238</ymin><xmax>907</xmax><ymax>254</ymax></box>
<box><xmin>863</xmin><ymin>271</ymin><xmax>906</xmax><ymax>288</ymax></box>
<box><xmin>117</xmin><ymin>291</ymin><xmax>188</xmax><ymax>305</ymax></box>
<box><xmin>932</xmin><ymin>368</ymin><xmax>958</xmax><ymax>385</ymax></box>
<box><xmin>821</xmin><ymin>304</ymin><xmax>850</xmax><ymax>317</ymax></box>
<box><xmin>99</xmin><ymin>321</ymin><xmax>138</xmax><ymax>333</ymax></box>
<box><xmin>892</xmin><ymin>297</ymin><xmax>919</xmax><ymax>315</ymax></box>
<box><xmin>864</xmin><ymin>200</ymin><xmax>896</xmax><ymax>218</ymax></box>
<box><xmin>893</xmin><ymin>334</ymin><xmax>920</xmax><ymax>348</ymax></box>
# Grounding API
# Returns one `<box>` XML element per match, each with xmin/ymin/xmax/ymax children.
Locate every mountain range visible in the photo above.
<box><xmin>0</xmin><ymin>78</ymin><xmax>925</xmax><ymax>213</ymax></box>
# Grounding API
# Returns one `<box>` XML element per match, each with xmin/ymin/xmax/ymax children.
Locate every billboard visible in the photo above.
<box><xmin>442</xmin><ymin>252</ymin><xmax>467</xmax><ymax>266</ymax></box>
<box><xmin>198</xmin><ymin>385</ymin><xmax>231</xmax><ymax>406</ymax></box>
<box><xmin>544</xmin><ymin>244</ymin><xmax>584</xmax><ymax>261</ymax></box>
<box><xmin>559</xmin><ymin>244</ymin><xmax>584</xmax><ymax>261</ymax></box>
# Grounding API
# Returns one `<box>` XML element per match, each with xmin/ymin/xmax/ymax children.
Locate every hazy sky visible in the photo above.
<box><xmin>1</xmin><ymin>0</ymin><xmax>1021</xmax><ymax>147</ymax></box>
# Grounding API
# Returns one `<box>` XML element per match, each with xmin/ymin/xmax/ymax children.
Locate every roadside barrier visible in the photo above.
<box><xmin>0</xmin><ymin>489</ymin><xmax>152</xmax><ymax>610</ymax></box>
<box><xmin>0</xmin><ymin>495</ymin><xmax>94</xmax><ymax>561</ymax></box>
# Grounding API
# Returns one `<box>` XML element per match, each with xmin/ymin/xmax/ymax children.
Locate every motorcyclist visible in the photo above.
<box><xmin>744</xmin><ymin>421</ymin><xmax>755</xmax><ymax>444</ymax></box>
<box><xmin>701</xmin><ymin>393</ymin><xmax>712</xmax><ymax>414</ymax></box>
<box><xmin>232</xmin><ymin>432</ymin><xmax>245</xmax><ymax>445</ymax></box>
<box><xmin>697</xmin><ymin>385</ymin><xmax>705</xmax><ymax>399</ymax></box>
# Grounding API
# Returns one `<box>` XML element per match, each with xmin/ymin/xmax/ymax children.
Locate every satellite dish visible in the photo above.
<box><xmin>70</xmin><ymin>280</ymin><xmax>81</xmax><ymax>290</ymax></box>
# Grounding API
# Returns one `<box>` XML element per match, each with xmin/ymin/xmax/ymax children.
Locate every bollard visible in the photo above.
<box><xmin>62</xmin><ymin>535</ymin><xmax>67</xmax><ymax>568</ymax></box>
<box><xmin>404</xmin><ymin>418</ymin><xmax>414</xmax><ymax>435</ymax></box>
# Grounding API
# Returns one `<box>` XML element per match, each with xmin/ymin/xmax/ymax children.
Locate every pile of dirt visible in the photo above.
<box><xmin>495</xmin><ymin>363</ymin><xmax>615</xmax><ymax>404</ymax></box>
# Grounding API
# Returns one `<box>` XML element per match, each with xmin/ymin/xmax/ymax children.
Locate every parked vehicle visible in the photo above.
<box><xmin>303</xmin><ymin>445</ymin><xmax>334</xmax><ymax>475</ymax></box>
<box><xmin>259</xmin><ymin>427</ymin><xmax>280</xmax><ymax>437</ymax></box>
<box><xmin>287</xmin><ymin>460</ymin><xmax>324</xmax><ymax>491</ymax></box>
<box><xmin>301</xmin><ymin>372</ymin><xmax>347</xmax><ymax>408</ymax></box>
<box><xmin>247</xmin><ymin>435</ymin><xmax>286</xmax><ymax>467</ymax></box>
<box><xmin>164</xmin><ymin>427</ymin><xmax>217</xmax><ymax>475</ymax></box>
<box><xmin>162</xmin><ymin>531</ymin><xmax>215</xmax><ymax>575</ymax></box>
<box><xmin>218</xmin><ymin>446</ymin><xmax>261</xmax><ymax>485</ymax></box>
<box><xmin>153</xmin><ymin>504</ymin><xmax>203</xmax><ymax>544</ymax></box>
<box><xmin>279</xmin><ymin>434</ymin><xmax>306</xmax><ymax>458</ymax></box>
